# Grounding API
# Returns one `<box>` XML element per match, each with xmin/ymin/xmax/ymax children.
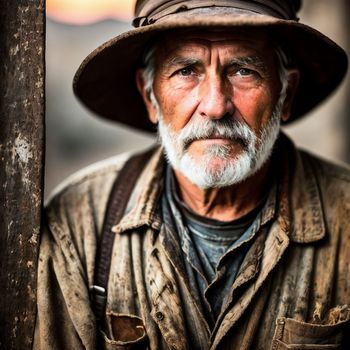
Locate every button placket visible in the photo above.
<box><xmin>147</xmin><ymin>247</ymin><xmax>188</xmax><ymax>350</ymax></box>
<box><xmin>210</xmin><ymin>223</ymin><xmax>290</xmax><ymax>350</ymax></box>
<box><xmin>150</xmin><ymin>295</ymin><xmax>188</xmax><ymax>350</ymax></box>
<box><xmin>271</xmin><ymin>318</ymin><xmax>286</xmax><ymax>350</ymax></box>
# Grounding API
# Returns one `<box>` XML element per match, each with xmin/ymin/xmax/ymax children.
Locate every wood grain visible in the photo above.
<box><xmin>0</xmin><ymin>0</ymin><xmax>45</xmax><ymax>348</ymax></box>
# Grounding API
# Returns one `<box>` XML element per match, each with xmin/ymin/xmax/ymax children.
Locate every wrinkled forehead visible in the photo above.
<box><xmin>151</xmin><ymin>28</ymin><xmax>274</xmax><ymax>60</ymax></box>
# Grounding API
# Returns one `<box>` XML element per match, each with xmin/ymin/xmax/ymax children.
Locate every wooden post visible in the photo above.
<box><xmin>0</xmin><ymin>0</ymin><xmax>45</xmax><ymax>348</ymax></box>
<box><xmin>344</xmin><ymin>0</ymin><xmax>350</xmax><ymax>163</ymax></box>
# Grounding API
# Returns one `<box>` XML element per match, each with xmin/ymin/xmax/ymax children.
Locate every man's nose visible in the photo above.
<box><xmin>198</xmin><ymin>74</ymin><xmax>234</xmax><ymax>119</ymax></box>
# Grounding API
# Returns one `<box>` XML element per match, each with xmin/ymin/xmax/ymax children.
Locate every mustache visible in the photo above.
<box><xmin>176</xmin><ymin>116</ymin><xmax>255</xmax><ymax>149</ymax></box>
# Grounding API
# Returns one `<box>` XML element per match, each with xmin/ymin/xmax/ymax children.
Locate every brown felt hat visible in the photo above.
<box><xmin>73</xmin><ymin>0</ymin><xmax>348</xmax><ymax>132</ymax></box>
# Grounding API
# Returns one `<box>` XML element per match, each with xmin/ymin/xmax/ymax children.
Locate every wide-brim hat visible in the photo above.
<box><xmin>73</xmin><ymin>0</ymin><xmax>348</xmax><ymax>132</ymax></box>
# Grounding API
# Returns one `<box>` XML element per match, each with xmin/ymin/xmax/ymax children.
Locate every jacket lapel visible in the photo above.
<box><xmin>211</xmin><ymin>135</ymin><xmax>327</xmax><ymax>349</ymax></box>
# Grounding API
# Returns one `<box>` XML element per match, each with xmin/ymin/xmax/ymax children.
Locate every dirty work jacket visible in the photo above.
<box><xmin>34</xmin><ymin>135</ymin><xmax>350</xmax><ymax>350</ymax></box>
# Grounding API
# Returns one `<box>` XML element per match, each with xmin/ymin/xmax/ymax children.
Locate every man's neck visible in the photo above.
<box><xmin>173</xmin><ymin>159</ymin><xmax>272</xmax><ymax>222</ymax></box>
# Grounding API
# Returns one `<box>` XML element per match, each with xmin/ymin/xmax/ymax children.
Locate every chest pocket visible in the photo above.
<box><xmin>271</xmin><ymin>315</ymin><xmax>350</xmax><ymax>350</ymax></box>
<box><xmin>101</xmin><ymin>313</ymin><xmax>149</xmax><ymax>350</ymax></box>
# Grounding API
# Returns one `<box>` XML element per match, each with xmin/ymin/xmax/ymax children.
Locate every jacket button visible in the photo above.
<box><xmin>155</xmin><ymin>311</ymin><xmax>164</xmax><ymax>321</ymax></box>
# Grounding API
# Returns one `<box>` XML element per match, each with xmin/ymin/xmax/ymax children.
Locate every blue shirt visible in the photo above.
<box><xmin>162</xmin><ymin>165</ymin><xmax>276</xmax><ymax>324</ymax></box>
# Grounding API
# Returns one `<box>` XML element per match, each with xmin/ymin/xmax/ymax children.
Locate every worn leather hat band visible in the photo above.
<box><xmin>133</xmin><ymin>0</ymin><xmax>299</xmax><ymax>27</ymax></box>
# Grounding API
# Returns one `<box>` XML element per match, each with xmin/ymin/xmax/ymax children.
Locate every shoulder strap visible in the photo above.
<box><xmin>91</xmin><ymin>148</ymin><xmax>155</xmax><ymax>322</ymax></box>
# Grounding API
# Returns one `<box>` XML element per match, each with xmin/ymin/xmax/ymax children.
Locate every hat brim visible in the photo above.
<box><xmin>73</xmin><ymin>11</ymin><xmax>348</xmax><ymax>132</ymax></box>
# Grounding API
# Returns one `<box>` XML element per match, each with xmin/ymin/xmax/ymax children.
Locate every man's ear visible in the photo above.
<box><xmin>135</xmin><ymin>69</ymin><xmax>158</xmax><ymax>124</ymax></box>
<box><xmin>281</xmin><ymin>69</ymin><xmax>300</xmax><ymax>122</ymax></box>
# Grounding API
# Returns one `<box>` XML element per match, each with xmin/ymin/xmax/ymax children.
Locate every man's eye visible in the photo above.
<box><xmin>178</xmin><ymin>67</ymin><xmax>194</xmax><ymax>76</ymax></box>
<box><xmin>237</xmin><ymin>68</ymin><xmax>253</xmax><ymax>76</ymax></box>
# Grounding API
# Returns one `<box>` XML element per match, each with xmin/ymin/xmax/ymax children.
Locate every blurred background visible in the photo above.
<box><xmin>45</xmin><ymin>0</ymin><xmax>350</xmax><ymax>197</ymax></box>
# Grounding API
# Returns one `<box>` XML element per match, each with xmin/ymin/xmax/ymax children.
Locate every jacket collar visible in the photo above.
<box><xmin>112</xmin><ymin>135</ymin><xmax>326</xmax><ymax>244</ymax></box>
<box><xmin>112</xmin><ymin>146</ymin><xmax>164</xmax><ymax>234</ymax></box>
<box><xmin>281</xmin><ymin>135</ymin><xmax>326</xmax><ymax>243</ymax></box>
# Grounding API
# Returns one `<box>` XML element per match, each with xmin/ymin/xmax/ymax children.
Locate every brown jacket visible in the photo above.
<box><xmin>34</xmin><ymin>136</ymin><xmax>350</xmax><ymax>349</ymax></box>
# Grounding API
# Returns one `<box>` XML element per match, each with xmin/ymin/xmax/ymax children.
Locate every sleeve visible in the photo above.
<box><xmin>33</xmin><ymin>210</ymin><xmax>98</xmax><ymax>350</ymax></box>
<box><xmin>33</xmin><ymin>154</ymin><xmax>130</xmax><ymax>349</ymax></box>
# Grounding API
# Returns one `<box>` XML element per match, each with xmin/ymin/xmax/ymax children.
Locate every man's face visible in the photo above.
<box><xmin>138</xmin><ymin>30</ymin><xmax>296</xmax><ymax>188</ymax></box>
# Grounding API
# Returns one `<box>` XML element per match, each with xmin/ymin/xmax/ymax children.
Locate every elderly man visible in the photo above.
<box><xmin>35</xmin><ymin>0</ymin><xmax>350</xmax><ymax>349</ymax></box>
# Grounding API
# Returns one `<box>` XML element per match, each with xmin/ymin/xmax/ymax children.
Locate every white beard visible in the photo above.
<box><xmin>153</xmin><ymin>93</ymin><xmax>285</xmax><ymax>189</ymax></box>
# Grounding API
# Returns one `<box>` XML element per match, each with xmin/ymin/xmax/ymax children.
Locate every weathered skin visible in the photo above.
<box><xmin>136</xmin><ymin>30</ymin><xmax>299</xmax><ymax>222</ymax></box>
<box><xmin>34</xmin><ymin>135</ymin><xmax>350</xmax><ymax>350</ymax></box>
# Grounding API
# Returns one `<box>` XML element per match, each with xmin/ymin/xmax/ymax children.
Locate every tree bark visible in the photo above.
<box><xmin>0</xmin><ymin>1</ymin><xmax>45</xmax><ymax>348</ymax></box>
